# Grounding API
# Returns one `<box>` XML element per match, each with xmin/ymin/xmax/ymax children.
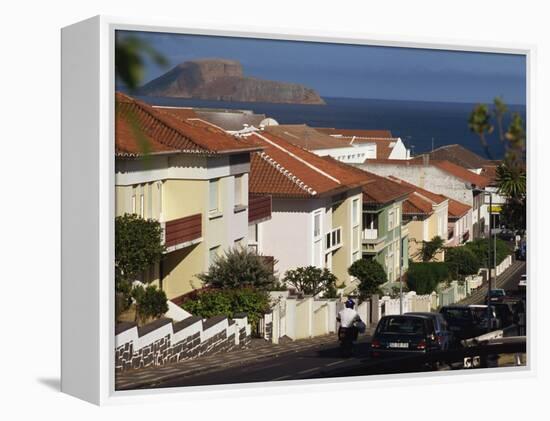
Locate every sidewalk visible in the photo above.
<box><xmin>116</xmin><ymin>331</ymin><xmax>367</xmax><ymax>390</ymax></box>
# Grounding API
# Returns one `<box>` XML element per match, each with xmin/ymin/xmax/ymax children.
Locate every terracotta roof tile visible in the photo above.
<box><xmin>245</xmin><ymin>131</ymin><xmax>370</xmax><ymax>198</ymax></box>
<box><xmin>320</xmin><ymin>157</ymin><xmax>413</xmax><ymax>205</ymax></box>
<box><xmin>447</xmin><ymin>199</ymin><xmax>471</xmax><ymax>219</ymax></box>
<box><xmin>115</xmin><ymin>93</ymin><xmax>260</xmax><ymax>157</ymax></box>
<box><xmin>388</xmin><ymin>176</ymin><xmax>472</xmax><ymax>219</ymax></box>
<box><xmin>387</xmin><ymin>176</ymin><xmax>447</xmax><ymax>205</ymax></box>
<box><xmin>403</xmin><ymin>193</ymin><xmax>434</xmax><ymax>216</ymax></box>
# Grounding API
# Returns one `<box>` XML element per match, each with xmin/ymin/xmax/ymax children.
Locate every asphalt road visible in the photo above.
<box><xmin>138</xmin><ymin>336</ymin><xmax>374</xmax><ymax>389</ymax></box>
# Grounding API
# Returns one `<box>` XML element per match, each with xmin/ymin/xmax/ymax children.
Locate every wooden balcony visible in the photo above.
<box><xmin>164</xmin><ymin>213</ymin><xmax>202</xmax><ymax>252</ymax></box>
<box><xmin>248</xmin><ymin>194</ymin><xmax>272</xmax><ymax>225</ymax></box>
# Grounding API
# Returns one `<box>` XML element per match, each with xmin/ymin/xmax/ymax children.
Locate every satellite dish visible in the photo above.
<box><xmin>260</xmin><ymin>117</ymin><xmax>279</xmax><ymax>127</ymax></box>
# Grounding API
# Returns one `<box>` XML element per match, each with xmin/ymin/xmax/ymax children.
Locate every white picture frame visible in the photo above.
<box><xmin>61</xmin><ymin>15</ymin><xmax>534</xmax><ymax>405</ymax></box>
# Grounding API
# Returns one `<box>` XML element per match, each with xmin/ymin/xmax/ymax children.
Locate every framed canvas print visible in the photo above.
<box><xmin>61</xmin><ymin>16</ymin><xmax>532</xmax><ymax>405</ymax></box>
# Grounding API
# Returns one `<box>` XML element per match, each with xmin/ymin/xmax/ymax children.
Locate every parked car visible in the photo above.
<box><xmin>498</xmin><ymin>229</ymin><xmax>516</xmax><ymax>242</ymax></box>
<box><xmin>370</xmin><ymin>314</ymin><xmax>445</xmax><ymax>360</ymax></box>
<box><xmin>406</xmin><ymin>312</ymin><xmax>455</xmax><ymax>350</ymax></box>
<box><xmin>485</xmin><ymin>288</ymin><xmax>506</xmax><ymax>304</ymax></box>
<box><xmin>439</xmin><ymin>305</ymin><xmax>488</xmax><ymax>340</ymax></box>
<box><xmin>490</xmin><ymin>302</ymin><xmax>514</xmax><ymax>328</ymax></box>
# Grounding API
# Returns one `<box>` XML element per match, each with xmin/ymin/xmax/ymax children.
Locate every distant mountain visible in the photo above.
<box><xmin>137</xmin><ymin>59</ymin><xmax>325</xmax><ymax>105</ymax></box>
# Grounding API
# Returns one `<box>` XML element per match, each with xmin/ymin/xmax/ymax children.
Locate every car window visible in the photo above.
<box><xmin>379</xmin><ymin>317</ymin><xmax>426</xmax><ymax>335</ymax></box>
<box><xmin>441</xmin><ymin>308</ymin><xmax>470</xmax><ymax>320</ymax></box>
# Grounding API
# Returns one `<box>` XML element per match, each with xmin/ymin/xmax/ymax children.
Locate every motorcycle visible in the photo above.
<box><xmin>338</xmin><ymin>320</ymin><xmax>365</xmax><ymax>357</ymax></box>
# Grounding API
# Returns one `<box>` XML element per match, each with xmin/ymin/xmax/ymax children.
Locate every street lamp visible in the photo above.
<box><xmin>473</xmin><ymin>187</ymin><xmax>497</xmax><ymax>332</ymax></box>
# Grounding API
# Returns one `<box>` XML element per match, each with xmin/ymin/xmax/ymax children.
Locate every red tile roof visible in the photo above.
<box><xmin>387</xmin><ymin>176</ymin><xmax>447</xmax><ymax>205</ymax></box>
<box><xmin>427</xmin><ymin>144</ymin><xmax>488</xmax><ymax>169</ymax></box>
<box><xmin>245</xmin><ymin>131</ymin><xmax>370</xmax><ymax>198</ymax></box>
<box><xmin>115</xmin><ymin>93</ymin><xmax>261</xmax><ymax>157</ymax></box>
<box><xmin>321</xmin><ymin>157</ymin><xmax>413</xmax><ymax>205</ymax></box>
<box><xmin>388</xmin><ymin>176</ymin><xmax>472</xmax><ymax>219</ymax></box>
<box><xmin>447</xmin><ymin>199</ymin><xmax>471</xmax><ymax>219</ymax></box>
<box><xmin>367</xmin><ymin>158</ymin><xmax>489</xmax><ymax>187</ymax></box>
<box><xmin>402</xmin><ymin>193</ymin><xmax>435</xmax><ymax>216</ymax></box>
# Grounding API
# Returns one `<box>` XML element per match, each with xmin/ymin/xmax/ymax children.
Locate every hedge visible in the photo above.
<box><xmin>181</xmin><ymin>288</ymin><xmax>270</xmax><ymax>331</ymax></box>
<box><xmin>407</xmin><ymin>262</ymin><xmax>450</xmax><ymax>295</ymax></box>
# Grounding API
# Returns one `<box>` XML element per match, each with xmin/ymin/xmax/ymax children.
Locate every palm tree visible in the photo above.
<box><xmin>493</xmin><ymin>96</ymin><xmax>508</xmax><ymax>143</ymax></box>
<box><xmin>468</xmin><ymin>104</ymin><xmax>494</xmax><ymax>160</ymax></box>
<box><xmin>496</xmin><ymin>163</ymin><xmax>526</xmax><ymax>200</ymax></box>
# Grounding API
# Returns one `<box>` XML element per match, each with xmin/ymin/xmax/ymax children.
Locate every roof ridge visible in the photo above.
<box><xmin>118</xmin><ymin>94</ymin><xmax>210</xmax><ymax>152</ymax></box>
<box><xmin>253</xmin><ymin>132</ymin><xmax>341</xmax><ymax>185</ymax></box>
<box><xmin>257</xmin><ymin>152</ymin><xmax>317</xmax><ymax>196</ymax></box>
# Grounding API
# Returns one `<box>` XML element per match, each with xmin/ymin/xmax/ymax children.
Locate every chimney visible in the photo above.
<box><xmin>422</xmin><ymin>154</ymin><xmax>430</xmax><ymax>166</ymax></box>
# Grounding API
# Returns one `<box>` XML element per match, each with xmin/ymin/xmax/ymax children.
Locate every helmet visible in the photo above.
<box><xmin>345</xmin><ymin>299</ymin><xmax>355</xmax><ymax>309</ymax></box>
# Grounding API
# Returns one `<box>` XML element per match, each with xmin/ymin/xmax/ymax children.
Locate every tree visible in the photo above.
<box><xmin>496</xmin><ymin>163</ymin><xmax>526</xmax><ymax>200</ymax></box>
<box><xmin>419</xmin><ymin>236</ymin><xmax>445</xmax><ymax>262</ymax></box>
<box><xmin>445</xmin><ymin>246</ymin><xmax>481</xmax><ymax>278</ymax></box>
<box><xmin>493</xmin><ymin>96</ymin><xmax>509</xmax><ymax>143</ymax></box>
<box><xmin>115</xmin><ymin>33</ymin><xmax>168</xmax><ymax>92</ymax></box>
<box><xmin>198</xmin><ymin>247</ymin><xmax>277</xmax><ymax>290</ymax></box>
<box><xmin>115</xmin><ymin>214</ymin><xmax>165</xmax><ymax>317</ymax></box>
<box><xmin>131</xmin><ymin>284</ymin><xmax>168</xmax><ymax>323</ymax></box>
<box><xmin>348</xmin><ymin>259</ymin><xmax>387</xmax><ymax>298</ymax></box>
<box><xmin>468</xmin><ymin>104</ymin><xmax>494</xmax><ymax>160</ymax></box>
<box><xmin>282</xmin><ymin>266</ymin><xmax>337</xmax><ymax>297</ymax></box>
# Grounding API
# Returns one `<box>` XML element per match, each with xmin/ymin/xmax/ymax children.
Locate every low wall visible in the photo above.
<box><xmin>263</xmin><ymin>295</ymin><xmax>339</xmax><ymax>342</ymax></box>
<box><xmin>115</xmin><ymin>314</ymin><xmax>251</xmax><ymax>373</ymax></box>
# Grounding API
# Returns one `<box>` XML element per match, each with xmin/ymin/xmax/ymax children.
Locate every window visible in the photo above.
<box><xmin>131</xmin><ymin>195</ymin><xmax>136</xmax><ymax>214</ymax></box>
<box><xmin>234</xmin><ymin>175</ymin><xmax>243</xmax><ymax>206</ymax></box>
<box><xmin>388</xmin><ymin>210</ymin><xmax>395</xmax><ymax>230</ymax></box>
<box><xmin>208</xmin><ymin>246</ymin><xmax>219</xmax><ymax>267</ymax></box>
<box><xmin>209</xmin><ymin>179</ymin><xmax>219</xmax><ymax>213</ymax></box>
<box><xmin>140</xmin><ymin>194</ymin><xmax>144</xmax><ymax>218</ymax></box>
<box><xmin>352</xmin><ymin>198</ymin><xmax>360</xmax><ymax>227</ymax></box>
<box><xmin>325</xmin><ymin>227</ymin><xmax>343</xmax><ymax>252</ymax></box>
<box><xmin>313</xmin><ymin>212</ymin><xmax>321</xmax><ymax>238</ymax></box>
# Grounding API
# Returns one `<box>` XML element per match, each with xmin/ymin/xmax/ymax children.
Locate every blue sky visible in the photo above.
<box><xmin>120</xmin><ymin>30</ymin><xmax>526</xmax><ymax>105</ymax></box>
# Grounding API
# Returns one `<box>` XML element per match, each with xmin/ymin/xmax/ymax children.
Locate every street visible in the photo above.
<box><xmin>127</xmin><ymin>261</ymin><xmax>527</xmax><ymax>390</ymax></box>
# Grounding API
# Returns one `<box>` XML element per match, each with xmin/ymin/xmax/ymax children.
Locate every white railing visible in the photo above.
<box><xmin>363</xmin><ymin>229</ymin><xmax>378</xmax><ymax>240</ymax></box>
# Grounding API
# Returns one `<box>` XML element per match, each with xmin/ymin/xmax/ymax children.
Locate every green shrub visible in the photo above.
<box><xmin>131</xmin><ymin>284</ymin><xmax>168</xmax><ymax>323</ymax></box>
<box><xmin>348</xmin><ymin>259</ymin><xmax>387</xmax><ymax>298</ymax></box>
<box><xmin>464</xmin><ymin>238</ymin><xmax>512</xmax><ymax>268</ymax></box>
<box><xmin>283</xmin><ymin>266</ymin><xmax>337</xmax><ymax>297</ymax></box>
<box><xmin>419</xmin><ymin>236</ymin><xmax>445</xmax><ymax>262</ymax></box>
<box><xmin>181</xmin><ymin>288</ymin><xmax>270</xmax><ymax>331</ymax></box>
<box><xmin>445</xmin><ymin>246</ymin><xmax>481</xmax><ymax>277</ymax></box>
<box><xmin>198</xmin><ymin>247</ymin><xmax>276</xmax><ymax>290</ymax></box>
<box><xmin>407</xmin><ymin>262</ymin><xmax>450</xmax><ymax>294</ymax></box>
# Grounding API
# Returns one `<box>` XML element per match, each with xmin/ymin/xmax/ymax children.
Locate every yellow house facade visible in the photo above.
<box><xmin>115</xmin><ymin>93</ymin><xmax>262</xmax><ymax>299</ymax></box>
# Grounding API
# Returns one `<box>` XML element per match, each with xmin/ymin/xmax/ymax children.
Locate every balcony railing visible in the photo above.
<box><xmin>164</xmin><ymin>213</ymin><xmax>202</xmax><ymax>252</ymax></box>
<box><xmin>248</xmin><ymin>194</ymin><xmax>272</xmax><ymax>225</ymax></box>
<box><xmin>363</xmin><ymin>228</ymin><xmax>378</xmax><ymax>240</ymax></box>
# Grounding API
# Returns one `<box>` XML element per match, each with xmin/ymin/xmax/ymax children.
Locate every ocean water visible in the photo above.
<box><xmin>133</xmin><ymin>95</ymin><xmax>526</xmax><ymax>160</ymax></box>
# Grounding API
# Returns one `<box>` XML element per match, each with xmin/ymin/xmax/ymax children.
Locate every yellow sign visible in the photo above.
<box><xmin>490</xmin><ymin>205</ymin><xmax>502</xmax><ymax>213</ymax></box>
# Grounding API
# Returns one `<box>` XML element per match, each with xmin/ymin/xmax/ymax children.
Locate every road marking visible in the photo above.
<box><xmin>298</xmin><ymin>367</ymin><xmax>320</xmax><ymax>375</ymax></box>
<box><xmin>326</xmin><ymin>360</ymin><xmax>346</xmax><ymax>367</ymax></box>
<box><xmin>272</xmin><ymin>374</ymin><xmax>292</xmax><ymax>381</ymax></box>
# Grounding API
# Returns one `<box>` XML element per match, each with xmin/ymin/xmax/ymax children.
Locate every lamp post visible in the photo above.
<box><xmin>474</xmin><ymin>187</ymin><xmax>496</xmax><ymax>332</ymax></box>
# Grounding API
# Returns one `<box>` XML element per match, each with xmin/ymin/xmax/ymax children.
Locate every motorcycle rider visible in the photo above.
<box><xmin>337</xmin><ymin>299</ymin><xmax>362</xmax><ymax>356</ymax></box>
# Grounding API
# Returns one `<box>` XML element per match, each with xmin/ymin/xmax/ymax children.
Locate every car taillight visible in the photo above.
<box><xmin>417</xmin><ymin>339</ymin><xmax>427</xmax><ymax>350</ymax></box>
<box><xmin>371</xmin><ymin>338</ymin><xmax>381</xmax><ymax>349</ymax></box>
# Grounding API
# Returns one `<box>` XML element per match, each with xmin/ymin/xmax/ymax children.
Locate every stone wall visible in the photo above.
<box><xmin>115</xmin><ymin>314</ymin><xmax>251</xmax><ymax>373</ymax></box>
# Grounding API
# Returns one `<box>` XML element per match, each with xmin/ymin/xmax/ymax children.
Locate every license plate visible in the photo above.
<box><xmin>389</xmin><ymin>342</ymin><xmax>409</xmax><ymax>349</ymax></box>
